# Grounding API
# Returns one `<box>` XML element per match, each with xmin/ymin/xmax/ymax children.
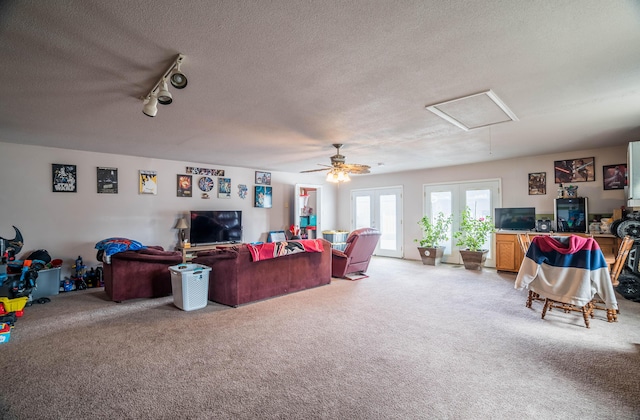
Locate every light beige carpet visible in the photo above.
<box><xmin>1</xmin><ymin>257</ymin><xmax>639</xmax><ymax>419</ymax></box>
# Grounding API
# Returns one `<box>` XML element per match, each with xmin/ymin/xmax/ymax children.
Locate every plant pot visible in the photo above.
<box><xmin>417</xmin><ymin>246</ymin><xmax>445</xmax><ymax>266</ymax></box>
<box><xmin>459</xmin><ymin>249</ymin><xmax>488</xmax><ymax>270</ymax></box>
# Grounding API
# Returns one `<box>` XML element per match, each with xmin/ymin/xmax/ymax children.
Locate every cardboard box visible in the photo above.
<box><xmin>613</xmin><ymin>209</ymin><xmax>623</xmax><ymax>221</ymax></box>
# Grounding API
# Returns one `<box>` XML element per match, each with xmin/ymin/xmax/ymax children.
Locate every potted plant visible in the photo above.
<box><xmin>414</xmin><ymin>212</ymin><xmax>452</xmax><ymax>265</ymax></box>
<box><xmin>453</xmin><ymin>207</ymin><xmax>496</xmax><ymax>270</ymax></box>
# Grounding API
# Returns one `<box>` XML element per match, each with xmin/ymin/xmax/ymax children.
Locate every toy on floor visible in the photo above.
<box><xmin>71</xmin><ymin>256</ymin><xmax>87</xmax><ymax>290</ymax></box>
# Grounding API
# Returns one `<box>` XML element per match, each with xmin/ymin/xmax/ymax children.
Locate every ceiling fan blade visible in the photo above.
<box><xmin>300</xmin><ymin>168</ymin><xmax>330</xmax><ymax>173</ymax></box>
<box><xmin>342</xmin><ymin>163</ymin><xmax>371</xmax><ymax>174</ymax></box>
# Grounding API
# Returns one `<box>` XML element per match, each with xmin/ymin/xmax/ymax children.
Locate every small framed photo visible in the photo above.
<box><xmin>97</xmin><ymin>167</ymin><xmax>118</xmax><ymax>194</ymax></box>
<box><xmin>177</xmin><ymin>175</ymin><xmax>192</xmax><ymax>197</ymax></box>
<box><xmin>528</xmin><ymin>172</ymin><xmax>546</xmax><ymax>195</ymax></box>
<box><xmin>603</xmin><ymin>164</ymin><xmax>627</xmax><ymax>190</ymax></box>
<box><xmin>553</xmin><ymin>157</ymin><xmax>595</xmax><ymax>183</ymax></box>
<box><xmin>255</xmin><ymin>171</ymin><xmax>271</xmax><ymax>185</ymax></box>
<box><xmin>52</xmin><ymin>164</ymin><xmax>77</xmax><ymax>193</ymax></box>
<box><xmin>139</xmin><ymin>170</ymin><xmax>158</xmax><ymax>195</ymax></box>
<box><xmin>255</xmin><ymin>185</ymin><xmax>272</xmax><ymax>208</ymax></box>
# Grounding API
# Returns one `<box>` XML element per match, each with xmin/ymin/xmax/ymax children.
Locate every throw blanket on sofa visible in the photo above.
<box><xmin>514</xmin><ymin>235</ymin><xmax>617</xmax><ymax>309</ymax></box>
<box><xmin>248</xmin><ymin>239</ymin><xmax>324</xmax><ymax>262</ymax></box>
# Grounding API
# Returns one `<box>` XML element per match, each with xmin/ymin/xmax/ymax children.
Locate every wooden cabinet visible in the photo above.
<box><xmin>495</xmin><ymin>233</ymin><xmax>524</xmax><ymax>272</ymax></box>
<box><xmin>495</xmin><ymin>232</ymin><xmax>620</xmax><ymax>273</ymax></box>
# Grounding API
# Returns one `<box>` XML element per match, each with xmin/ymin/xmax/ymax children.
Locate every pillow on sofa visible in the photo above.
<box><xmin>95</xmin><ymin>237</ymin><xmax>146</xmax><ymax>257</ymax></box>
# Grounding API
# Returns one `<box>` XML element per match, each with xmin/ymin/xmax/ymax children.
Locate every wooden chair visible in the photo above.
<box><xmin>590</xmin><ymin>235</ymin><xmax>634</xmax><ymax>322</ymax></box>
<box><xmin>517</xmin><ymin>233</ymin><xmax>543</xmax><ymax>308</ymax></box>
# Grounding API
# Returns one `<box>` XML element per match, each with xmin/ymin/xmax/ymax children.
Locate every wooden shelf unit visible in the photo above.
<box><xmin>495</xmin><ymin>232</ymin><xmax>620</xmax><ymax>273</ymax></box>
<box><xmin>176</xmin><ymin>243</ymin><xmax>239</xmax><ymax>263</ymax></box>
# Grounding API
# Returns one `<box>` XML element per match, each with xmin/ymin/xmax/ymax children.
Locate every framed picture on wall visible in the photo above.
<box><xmin>177</xmin><ymin>175</ymin><xmax>192</xmax><ymax>197</ymax></box>
<box><xmin>603</xmin><ymin>164</ymin><xmax>627</xmax><ymax>190</ymax></box>
<box><xmin>553</xmin><ymin>157</ymin><xmax>595</xmax><ymax>183</ymax></box>
<box><xmin>97</xmin><ymin>167</ymin><xmax>118</xmax><ymax>194</ymax></box>
<box><xmin>218</xmin><ymin>177</ymin><xmax>231</xmax><ymax>198</ymax></box>
<box><xmin>528</xmin><ymin>172</ymin><xmax>546</xmax><ymax>195</ymax></box>
<box><xmin>255</xmin><ymin>171</ymin><xmax>271</xmax><ymax>185</ymax></box>
<box><xmin>52</xmin><ymin>163</ymin><xmax>77</xmax><ymax>193</ymax></box>
<box><xmin>139</xmin><ymin>170</ymin><xmax>158</xmax><ymax>194</ymax></box>
<box><xmin>255</xmin><ymin>185</ymin><xmax>272</xmax><ymax>208</ymax></box>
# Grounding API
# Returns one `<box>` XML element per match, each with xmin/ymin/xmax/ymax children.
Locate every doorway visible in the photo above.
<box><xmin>422</xmin><ymin>180</ymin><xmax>501</xmax><ymax>266</ymax></box>
<box><xmin>351</xmin><ymin>186</ymin><xmax>403</xmax><ymax>258</ymax></box>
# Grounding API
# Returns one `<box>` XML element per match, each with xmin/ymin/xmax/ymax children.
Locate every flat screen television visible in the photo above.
<box><xmin>189</xmin><ymin>210</ymin><xmax>242</xmax><ymax>245</ymax></box>
<box><xmin>494</xmin><ymin>207</ymin><xmax>536</xmax><ymax>231</ymax></box>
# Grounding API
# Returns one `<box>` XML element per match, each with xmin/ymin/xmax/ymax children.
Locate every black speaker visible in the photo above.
<box><xmin>536</xmin><ymin>219</ymin><xmax>551</xmax><ymax>232</ymax></box>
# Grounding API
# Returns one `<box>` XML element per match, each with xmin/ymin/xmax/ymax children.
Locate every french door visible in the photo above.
<box><xmin>351</xmin><ymin>187</ymin><xmax>403</xmax><ymax>258</ymax></box>
<box><xmin>422</xmin><ymin>180</ymin><xmax>500</xmax><ymax>266</ymax></box>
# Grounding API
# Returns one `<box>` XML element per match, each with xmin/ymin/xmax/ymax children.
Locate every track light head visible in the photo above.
<box><xmin>170</xmin><ymin>62</ymin><xmax>188</xmax><ymax>89</ymax></box>
<box><xmin>142</xmin><ymin>95</ymin><xmax>158</xmax><ymax>117</ymax></box>
<box><xmin>157</xmin><ymin>79</ymin><xmax>172</xmax><ymax>105</ymax></box>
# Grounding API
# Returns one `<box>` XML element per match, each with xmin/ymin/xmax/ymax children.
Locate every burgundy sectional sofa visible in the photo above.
<box><xmin>103</xmin><ymin>246</ymin><xmax>183</xmax><ymax>302</ymax></box>
<box><xmin>192</xmin><ymin>239</ymin><xmax>331</xmax><ymax>307</ymax></box>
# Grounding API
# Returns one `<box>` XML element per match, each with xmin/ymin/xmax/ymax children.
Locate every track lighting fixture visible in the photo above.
<box><xmin>170</xmin><ymin>61</ymin><xmax>188</xmax><ymax>89</ymax></box>
<box><xmin>141</xmin><ymin>53</ymin><xmax>186</xmax><ymax>117</ymax></box>
<box><xmin>142</xmin><ymin>94</ymin><xmax>158</xmax><ymax>117</ymax></box>
<box><xmin>157</xmin><ymin>79</ymin><xmax>172</xmax><ymax>105</ymax></box>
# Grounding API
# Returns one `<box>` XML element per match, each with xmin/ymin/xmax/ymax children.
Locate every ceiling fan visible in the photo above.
<box><xmin>301</xmin><ymin>144</ymin><xmax>370</xmax><ymax>182</ymax></box>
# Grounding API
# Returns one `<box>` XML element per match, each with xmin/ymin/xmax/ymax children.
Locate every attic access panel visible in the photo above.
<box><xmin>426</xmin><ymin>90</ymin><xmax>518</xmax><ymax>131</ymax></box>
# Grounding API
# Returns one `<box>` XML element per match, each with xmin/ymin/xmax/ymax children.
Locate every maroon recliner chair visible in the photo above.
<box><xmin>103</xmin><ymin>246</ymin><xmax>183</xmax><ymax>302</ymax></box>
<box><xmin>331</xmin><ymin>228</ymin><xmax>381</xmax><ymax>278</ymax></box>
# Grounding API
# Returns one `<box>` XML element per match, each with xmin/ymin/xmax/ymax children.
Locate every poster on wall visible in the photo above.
<box><xmin>139</xmin><ymin>170</ymin><xmax>158</xmax><ymax>195</ymax></box>
<box><xmin>603</xmin><ymin>164</ymin><xmax>627</xmax><ymax>190</ymax></box>
<box><xmin>177</xmin><ymin>174</ymin><xmax>192</xmax><ymax>197</ymax></box>
<box><xmin>553</xmin><ymin>157</ymin><xmax>595</xmax><ymax>183</ymax></box>
<box><xmin>218</xmin><ymin>178</ymin><xmax>231</xmax><ymax>198</ymax></box>
<box><xmin>255</xmin><ymin>185</ymin><xmax>272</xmax><ymax>208</ymax></box>
<box><xmin>97</xmin><ymin>167</ymin><xmax>118</xmax><ymax>194</ymax></box>
<box><xmin>528</xmin><ymin>172</ymin><xmax>546</xmax><ymax>195</ymax></box>
<box><xmin>52</xmin><ymin>163</ymin><xmax>77</xmax><ymax>193</ymax></box>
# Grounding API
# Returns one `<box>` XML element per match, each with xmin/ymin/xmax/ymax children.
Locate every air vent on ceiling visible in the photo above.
<box><xmin>425</xmin><ymin>90</ymin><xmax>518</xmax><ymax>131</ymax></box>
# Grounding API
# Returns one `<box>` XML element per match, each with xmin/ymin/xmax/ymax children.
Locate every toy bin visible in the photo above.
<box><xmin>169</xmin><ymin>264</ymin><xmax>211</xmax><ymax>311</ymax></box>
<box><xmin>32</xmin><ymin>267</ymin><xmax>61</xmax><ymax>300</ymax></box>
<box><xmin>322</xmin><ymin>230</ymin><xmax>349</xmax><ymax>243</ymax></box>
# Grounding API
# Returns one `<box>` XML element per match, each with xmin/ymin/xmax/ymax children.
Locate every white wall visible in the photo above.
<box><xmin>0</xmin><ymin>142</ymin><xmax>336</xmax><ymax>277</ymax></box>
<box><xmin>337</xmin><ymin>145</ymin><xmax>627</xmax><ymax>261</ymax></box>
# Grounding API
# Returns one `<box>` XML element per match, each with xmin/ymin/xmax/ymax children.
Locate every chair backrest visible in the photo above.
<box><xmin>610</xmin><ymin>235</ymin><xmax>634</xmax><ymax>285</ymax></box>
<box><xmin>516</xmin><ymin>233</ymin><xmax>531</xmax><ymax>254</ymax></box>
<box><xmin>343</xmin><ymin>228</ymin><xmax>381</xmax><ymax>263</ymax></box>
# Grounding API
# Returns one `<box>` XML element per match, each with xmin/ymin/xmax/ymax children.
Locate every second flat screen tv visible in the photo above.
<box><xmin>190</xmin><ymin>210</ymin><xmax>242</xmax><ymax>245</ymax></box>
<box><xmin>494</xmin><ymin>207</ymin><xmax>536</xmax><ymax>230</ymax></box>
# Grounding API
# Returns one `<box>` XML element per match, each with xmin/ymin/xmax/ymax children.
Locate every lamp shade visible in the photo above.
<box><xmin>174</xmin><ymin>218</ymin><xmax>188</xmax><ymax>229</ymax></box>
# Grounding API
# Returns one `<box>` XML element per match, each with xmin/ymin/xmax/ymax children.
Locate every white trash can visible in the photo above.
<box><xmin>169</xmin><ymin>263</ymin><xmax>211</xmax><ymax>311</ymax></box>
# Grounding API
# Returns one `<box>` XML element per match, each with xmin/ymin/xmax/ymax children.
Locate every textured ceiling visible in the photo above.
<box><xmin>1</xmin><ymin>0</ymin><xmax>640</xmax><ymax>177</ymax></box>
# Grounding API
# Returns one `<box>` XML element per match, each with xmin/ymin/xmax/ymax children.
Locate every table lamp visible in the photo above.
<box><xmin>174</xmin><ymin>218</ymin><xmax>188</xmax><ymax>243</ymax></box>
